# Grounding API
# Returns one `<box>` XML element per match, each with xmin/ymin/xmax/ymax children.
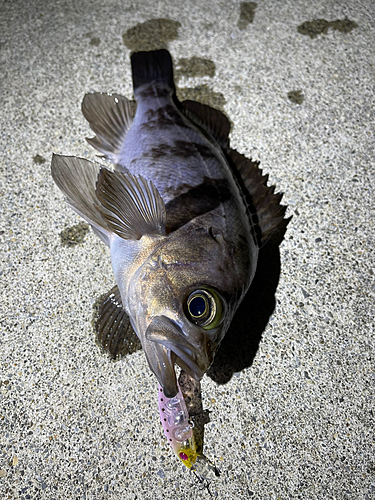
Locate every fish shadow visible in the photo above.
<box><xmin>207</xmin><ymin>234</ymin><xmax>283</xmax><ymax>384</ymax></box>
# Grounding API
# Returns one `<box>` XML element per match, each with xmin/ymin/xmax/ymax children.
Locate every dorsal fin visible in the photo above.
<box><xmin>225</xmin><ymin>148</ymin><xmax>291</xmax><ymax>245</ymax></box>
<box><xmin>93</xmin><ymin>285</ymin><xmax>141</xmax><ymax>358</ymax></box>
<box><xmin>96</xmin><ymin>169</ymin><xmax>167</xmax><ymax>240</ymax></box>
<box><xmin>181</xmin><ymin>100</ymin><xmax>231</xmax><ymax>147</ymax></box>
<box><xmin>82</xmin><ymin>92</ymin><xmax>136</xmax><ymax>163</ymax></box>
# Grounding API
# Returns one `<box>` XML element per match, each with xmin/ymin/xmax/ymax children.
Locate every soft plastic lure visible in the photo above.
<box><xmin>158</xmin><ymin>383</ymin><xmax>197</xmax><ymax>468</ymax></box>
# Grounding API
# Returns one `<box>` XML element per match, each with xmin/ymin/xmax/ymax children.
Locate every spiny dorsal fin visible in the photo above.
<box><xmin>94</xmin><ymin>285</ymin><xmax>141</xmax><ymax>359</ymax></box>
<box><xmin>51</xmin><ymin>154</ymin><xmax>111</xmax><ymax>245</ymax></box>
<box><xmin>225</xmin><ymin>148</ymin><xmax>291</xmax><ymax>245</ymax></box>
<box><xmin>181</xmin><ymin>100</ymin><xmax>231</xmax><ymax>147</ymax></box>
<box><xmin>96</xmin><ymin>169</ymin><xmax>167</xmax><ymax>240</ymax></box>
<box><xmin>82</xmin><ymin>92</ymin><xmax>136</xmax><ymax>163</ymax></box>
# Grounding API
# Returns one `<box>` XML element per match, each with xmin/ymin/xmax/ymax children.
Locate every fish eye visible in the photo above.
<box><xmin>185</xmin><ymin>288</ymin><xmax>223</xmax><ymax>330</ymax></box>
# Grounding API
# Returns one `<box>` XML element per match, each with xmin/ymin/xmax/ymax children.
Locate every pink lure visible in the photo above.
<box><xmin>158</xmin><ymin>383</ymin><xmax>197</xmax><ymax>467</ymax></box>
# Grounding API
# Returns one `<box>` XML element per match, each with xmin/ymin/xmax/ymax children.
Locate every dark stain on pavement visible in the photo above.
<box><xmin>122</xmin><ymin>18</ymin><xmax>181</xmax><ymax>51</ymax></box>
<box><xmin>175</xmin><ymin>57</ymin><xmax>216</xmax><ymax>81</ymax></box>
<box><xmin>297</xmin><ymin>17</ymin><xmax>358</xmax><ymax>38</ymax></box>
<box><xmin>177</xmin><ymin>84</ymin><xmax>226</xmax><ymax>110</ymax></box>
<box><xmin>287</xmin><ymin>90</ymin><xmax>304</xmax><ymax>104</ymax></box>
<box><xmin>33</xmin><ymin>154</ymin><xmax>46</xmax><ymax>165</ymax></box>
<box><xmin>60</xmin><ymin>222</ymin><xmax>90</xmax><ymax>247</ymax></box>
<box><xmin>238</xmin><ymin>2</ymin><xmax>257</xmax><ymax>30</ymax></box>
<box><xmin>89</xmin><ymin>37</ymin><xmax>101</xmax><ymax>46</ymax></box>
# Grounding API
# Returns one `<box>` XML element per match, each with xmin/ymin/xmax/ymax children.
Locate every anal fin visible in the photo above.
<box><xmin>93</xmin><ymin>285</ymin><xmax>142</xmax><ymax>358</ymax></box>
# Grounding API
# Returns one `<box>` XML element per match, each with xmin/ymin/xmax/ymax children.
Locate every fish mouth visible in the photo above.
<box><xmin>144</xmin><ymin>315</ymin><xmax>208</xmax><ymax>398</ymax></box>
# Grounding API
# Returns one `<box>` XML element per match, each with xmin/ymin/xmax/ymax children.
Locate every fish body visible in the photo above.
<box><xmin>51</xmin><ymin>49</ymin><xmax>288</xmax><ymax>466</ymax></box>
<box><xmin>118</xmin><ymin>53</ymin><xmax>258</xmax><ymax>394</ymax></box>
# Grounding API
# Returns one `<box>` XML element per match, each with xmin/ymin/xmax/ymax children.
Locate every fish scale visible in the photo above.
<box><xmin>122</xmin><ymin>99</ymin><xmax>229</xmax><ymax>200</ymax></box>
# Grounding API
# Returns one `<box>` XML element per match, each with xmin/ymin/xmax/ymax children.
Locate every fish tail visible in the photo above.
<box><xmin>131</xmin><ymin>49</ymin><xmax>175</xmax><ymax>94</ymax></box>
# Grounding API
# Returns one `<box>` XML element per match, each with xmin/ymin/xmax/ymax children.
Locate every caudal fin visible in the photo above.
<box><xmin>131</xmin><ymin>49</ymin><xmax>175</xmax><ymax>93</ymax></box>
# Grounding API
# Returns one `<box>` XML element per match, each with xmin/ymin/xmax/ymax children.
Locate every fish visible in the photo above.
<box><xmin>51</xmin><ymin>49</ymin><xmax>289</xmax><ymax>467</ymax></box>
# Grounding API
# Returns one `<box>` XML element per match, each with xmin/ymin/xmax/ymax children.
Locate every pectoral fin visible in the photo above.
<box><xmin>82</xmin><ymin>92</ymin><xmax>136</xmax><ymax>164</ymax></box>
<box><xmin>52</xmin><ymin>155</ymin><xmax>166</xmax><ymax>243</ymax></box>
<box><xmin>51</xmin><ymin>154</ymin><xmax>111</xmax><ymax>244</ymax></box>
<box><xmin>96</xmin><ymin>169</ymin><xmax>167</xmax><ymax>240</ymax></box>
<box><xmin>93</xmin><ymin>285</ymin><xmax>141</xmax><ymax>358</ymax></box>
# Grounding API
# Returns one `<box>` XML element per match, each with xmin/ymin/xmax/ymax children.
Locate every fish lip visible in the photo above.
<box><xmin>145</xmin><ymin>315</ymin><xmax>209</xmax><ymax>383</ymax></box>
<box><xmin>162</xmin><ymin>341</ymin><xmax>208</xmax><ymax>381</ymax></box>
<box><xmin>161</xmin><ymin>349</ymin><xmax>179</xmax><ymax>398</ymax></box>
<box><xmin>143</xmin><ymin>338</ymin><xmax>178</xmax><ymax>398</ymax></box>
<box><xmin>168</xmin><ymin>344</ymin><xmax>206</xmax><ymax>380</ymax></box>
<box><xmin>174</xmin><ymin>355</ymin><xmax>204</xmax><ymax>383</ymax></box>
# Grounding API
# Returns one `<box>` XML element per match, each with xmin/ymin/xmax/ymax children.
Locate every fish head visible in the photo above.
<box><xmin>124</xmin><ymin>222</ymin><xmax>252</xmax><ymax>398</ymax></box>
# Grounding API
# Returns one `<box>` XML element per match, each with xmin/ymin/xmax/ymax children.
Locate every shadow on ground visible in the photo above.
<box><xmin>207</xmin><ymin>234</ymin><xmax>283</xmax><ymax>384</ymax></box>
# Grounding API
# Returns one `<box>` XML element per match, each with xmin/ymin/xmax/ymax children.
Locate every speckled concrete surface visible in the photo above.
<box><xmin>1</xmin><ymin>1</ymin><xmax>374</xmax><ymax>499</ymax></box>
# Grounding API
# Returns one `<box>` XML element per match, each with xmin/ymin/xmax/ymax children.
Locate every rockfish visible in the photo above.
<box><xmin>51</xmin><ymin>49</ymin><xmax>288</xmax><ymax>467</ymax></box>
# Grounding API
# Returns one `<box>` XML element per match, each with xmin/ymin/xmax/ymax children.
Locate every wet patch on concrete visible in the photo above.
<box><xmin>33</xmin><ymin>154</ymin><xmax>46</xmax><ymax>164</ymax></box>
<box><xmin>238</xmin><ymin>2</ymin><xmax>257</xmax><ymax>30</ymax></box>
<box><xmin>177</xmin><ymin>84</ymin><xmax>226</xmax><ymax>110</ymax></box>
<box><xmin>287</xmin><ymin>90</ymin><xmax>304</xmax><ymax>104</ymax></box>
<box><xmin>89</xmin><ymin>37</ymin><xmax>100</xmax><ymax>46</ymax></box>
<box><xmin>175</xmin><ymin>57</ymin><xmax>216</xmax><ymax>81</ymax></box>
<box><xmin>59</xmin><ymin>222</ymin><xmax>90</xmax><ymax>247</ymax></box>
<box><xmin>297</xmin><ymin>17</ymin><xmax>358</xmax><ymax>38</ymax></box>
<box><xmin>122</xmin><ymin>18</ymin><xmax>181</xmax><ymax>51</ymax></box>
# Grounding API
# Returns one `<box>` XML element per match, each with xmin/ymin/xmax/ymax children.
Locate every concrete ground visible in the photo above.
<box><xmin>0</xmin><ymin>0</ymin><xmax>374</xmax><ymax>498</ymax></box>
